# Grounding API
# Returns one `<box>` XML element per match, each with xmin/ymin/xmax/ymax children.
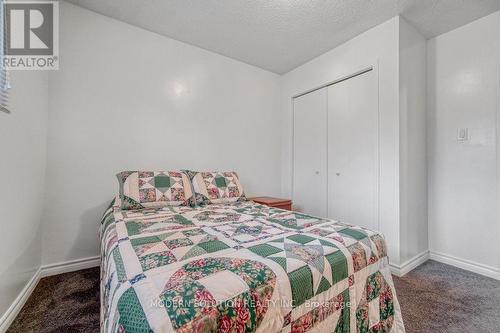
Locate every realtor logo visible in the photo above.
<box><xmin>2</xmin><ymin>1</ymin><xmax>59</xmax><ymax>70</ymax></box>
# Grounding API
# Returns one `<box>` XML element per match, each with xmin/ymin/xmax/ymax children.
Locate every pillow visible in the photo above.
<box><xmin>116</xmin><ymin>171</ymin><xmax>193</xmax><ymax>209</ymax></box>
<box><xmin>189</xmin><ymin>171</ymin><xmax>246</xmax><ymax>205</ymax></box>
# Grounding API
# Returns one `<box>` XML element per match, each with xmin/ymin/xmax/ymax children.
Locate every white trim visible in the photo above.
<box><xmin>0</xmin><ymin>256</ymin><xmax>100</xmax><ymax>332</ymax></box>
<box><xmin>40</xmin><ymin>256</ymin><xmax>100</xmax><ymax>278</ymax></box>
<box><xmin>390</xmin><ymin>250</ymin><xmax>429</xmax><ymax>277</ymax></box>
<box><xmin>429</xmin><ymin>251</ymin><xmax>500</xmax><ymax>281</ymax></box>
<box><xmin>0</xmin><ymin>268</ymin><xmax>41</xmax><ymax>333</ymax></box>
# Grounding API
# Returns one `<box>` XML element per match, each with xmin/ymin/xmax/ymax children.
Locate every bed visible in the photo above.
<box><xmin>100</xmin><ymin>171</ymin><xmax>405</xmax><ymax>332</ymax></box>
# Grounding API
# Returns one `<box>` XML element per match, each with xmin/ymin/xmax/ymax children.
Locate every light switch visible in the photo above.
<box><xmin>457</xmin><ymin>128</ymin><xmax>468</xmax><ymax>142</ymax></box>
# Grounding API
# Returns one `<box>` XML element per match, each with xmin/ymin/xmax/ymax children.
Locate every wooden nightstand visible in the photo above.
<box><xmin>249</xmin><ymin>196</ymin><xmax>292</xmax><ymax>211</ymax></box>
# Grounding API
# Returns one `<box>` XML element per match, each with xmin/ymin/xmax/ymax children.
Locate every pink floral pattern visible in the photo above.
<box><xmin>161</xmin><ymin>257</ymin><xmax>276</xmax><ymax>333</ymax></box>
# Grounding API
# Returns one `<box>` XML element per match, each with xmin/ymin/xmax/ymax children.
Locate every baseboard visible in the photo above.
<box><xmin>0</xmin><ymin>268</ymin><xmax>41</xmax><ymax>333</ymax></box>
<box><xmin>390</xmin><ymin>250</ymin><xmax>430</xmax><ymax>277</ymax></box>
<box><xmin>429</xmin><ymin>251</ymin><xmax>500</xmax><ymax>281</ymax></box>
<box><xmin>40</xmin><ymin>256</ymin><xmax>100</xmax><ymax>278</ymax></box>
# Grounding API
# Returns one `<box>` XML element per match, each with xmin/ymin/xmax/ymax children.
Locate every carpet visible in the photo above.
<box><xmin>7</xmin><ymin>260</ymin><xmax>500</xmax><ymax>332</ymax></box>
<box><xmin>7</xmin><ymin>267</ymin><xmax>100</xmax><ymax>333</ymax></box>
<box><xmin>393</xmin><ymin>260</ymin><xmax>500</xmax><ymax>333</ymax></box>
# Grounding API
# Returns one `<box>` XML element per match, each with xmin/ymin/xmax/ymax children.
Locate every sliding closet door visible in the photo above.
<box><xmin>293</xmin><ymin>88</ymin><xmax>327</xmax><ymax>216</ymax></box>
<box><xmin>327</xmin><ymin>71</ymin><xmax>379</xmax><ymax>230</ymax></box>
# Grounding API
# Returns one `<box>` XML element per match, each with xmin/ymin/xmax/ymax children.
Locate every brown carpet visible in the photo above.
<box><xmin>8</xmin><ymin>260</ymin><xmax>500</xmax><ymax>332</ymax></box>
<box><xmin>7</xmin><ymin>267</ymin><xmax>100</xmax><ymax>333</ymax></box>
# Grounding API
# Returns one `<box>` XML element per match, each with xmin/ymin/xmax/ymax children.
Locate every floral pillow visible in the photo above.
<box><xmin>116</xmin><ymin>171</ymin><xmax>193</xmax><ymax>210</ymax></box>
<box><xmin>188</xmin><ymin>171</ymin><xmax>246</xmax><ymax>205</ymax></box>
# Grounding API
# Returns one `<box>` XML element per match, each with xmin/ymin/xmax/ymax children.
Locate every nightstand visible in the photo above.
<box><xmin>249</xmin><ymin>196</ymin><xmax>292</xmax><ymax>211</ymax></box>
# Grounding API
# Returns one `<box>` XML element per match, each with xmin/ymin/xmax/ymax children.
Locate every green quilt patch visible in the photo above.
<box><xmin>112</xmin><ymin>247</ymin><xmax>127</xmax><ymax>282</ymax></box>
<box><xmin>334</xmin><ymin>289</ymin><xmax>351</xmax><ymax>333</ymax></box>
<box><xmin>117</xmin><ymin>288</ymin><xmax>152</xmax><ymax>332</ymax></box>
<box><xmin>287</xmin><ymin>234</ymin><xmax>315</xmax><ymax>244</ymax></box>
<box><xmin>316</xmin><ymin>276</ymin><xmax>332</xmax><ymax>295</ymax></box>
<box><xmin>215</xmin><ymin>176</ymin><xmax>227</xmax><ymax>188</ymax></box>
<box><xmin>339</xmin><ymin>228</ymin><xmax>367</xmax><ymax>240</ymax></box>
<box><xmin>289</xmin><ymin>265</ymin><xmax>314</xmax><ymax>307</ymax></box>
<box><xmin>130</xmin><ymin>235</ymin><xmax>162</xmax><ymax>247</ymax></box>
<box><xmin>325</xmin><ymin>251</ymin><xmax>348</xmax><ymax>284</ymax></box>
<box><xmin>248</xmin><ymin>243</ymin><xmax>283</xmax><ymax>257</ymax></box>
<box><xmin>154</xmin><ymin>175</ymin><xmax>171</xmax><ymax>189</ymax></box>
<box><xmin>197</xmin><ymin>240</ymin><xmax>229</xmax><ymax>252</ymax></box>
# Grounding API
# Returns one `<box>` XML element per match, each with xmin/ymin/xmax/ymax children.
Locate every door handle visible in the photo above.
<box><xmin>336</xmin><ymin>172</ymin><xmax>341</xmax><ymax>176</ymax></box>
<box><xmin>315</xmin><ymin>171</ymin><xmax>320</xmax><ymax>175</ymax></box>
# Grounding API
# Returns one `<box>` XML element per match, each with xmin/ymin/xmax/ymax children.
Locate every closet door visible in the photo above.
<box><xmin>293</xmin><ymin>88</ymin><xmax>327</xmax><ymax>216</ymax></box>
<box><xmin>327</xmin><ymin>70</ymin><xmax>379</xmax><ymax>230</ymax></box>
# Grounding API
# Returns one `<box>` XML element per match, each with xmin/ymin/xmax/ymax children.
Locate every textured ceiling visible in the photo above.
<box><xmin>64</xmin><ymin>0</ymin><xmax>500</xmax><ymax>74</ymax></box>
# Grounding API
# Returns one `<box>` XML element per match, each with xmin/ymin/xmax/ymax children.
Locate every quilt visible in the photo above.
<box><xmin>100</xmin><ymin>199</ymin><xmax>405</xmax><ymax>333</ymax></box>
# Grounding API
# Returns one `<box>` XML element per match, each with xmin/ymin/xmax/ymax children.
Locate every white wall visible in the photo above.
<box><xmin>0</xmin><ymin>71</ymin><xmax>48</xmax><ymax>323</ymax></box>
<box><xmin>427</xmin><ymin>10</ymin><xmax>500</xmax><ymax>277</ymax></box>
<box><xmin>280</xmin><ymin>17</ymin><xmax>402</xmax><ymax>264</ymax></box>
<box><xmin>1</xmin><ymin>4</ymin><xmax>498</xmax><ymax>327</ymax></box>
<box><xmin>42</xmin><ymin>2</ymin><xmax>281</xmax><ymax>265</ymax></box>
<box><xmin>399</xmin><ymin>18</ymin><xmax>428</xmax><ymax>264</ymax></box>
<box><xmin>6</xmin><ymin>4</ymin><xmax>497</xmax><ymax>307</ymax></box>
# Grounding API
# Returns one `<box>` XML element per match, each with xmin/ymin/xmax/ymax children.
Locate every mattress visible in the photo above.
<box><xmin>100</xmin><ymin>199</ymin><xmax>405</xmax><ymax>332</ymax></box>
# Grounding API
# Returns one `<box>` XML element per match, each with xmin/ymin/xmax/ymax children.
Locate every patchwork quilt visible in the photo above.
<box><xmin>100</xmin><ymin>199</ymin><xmax>405</xmax><ymax>333</ymax></box>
